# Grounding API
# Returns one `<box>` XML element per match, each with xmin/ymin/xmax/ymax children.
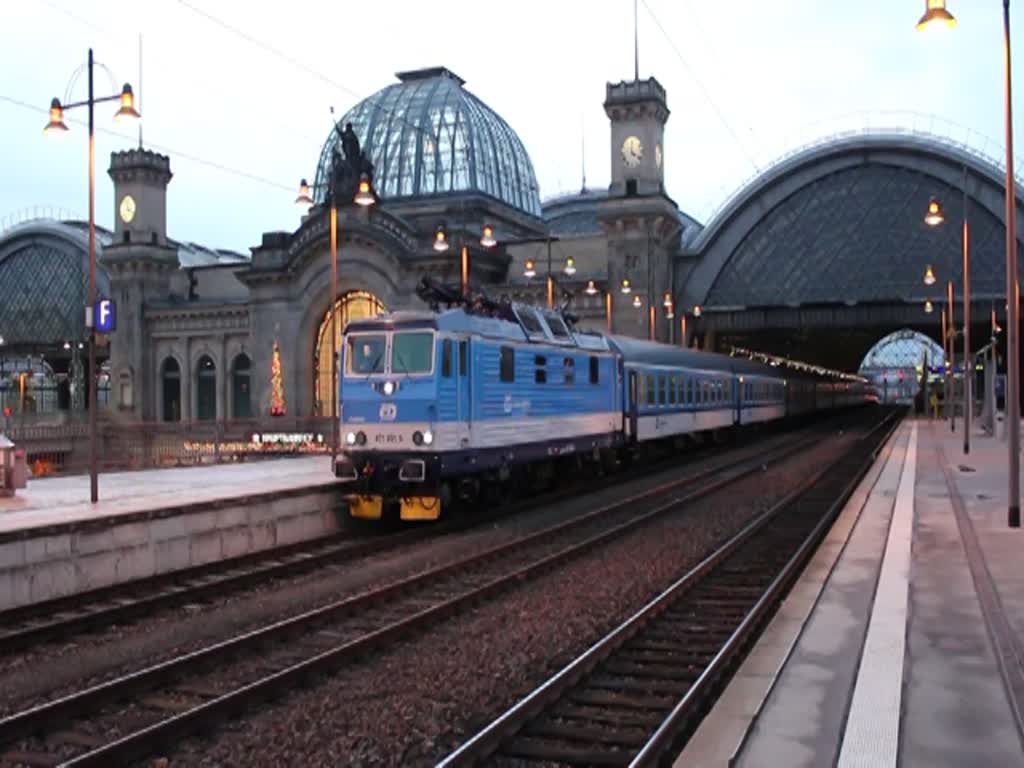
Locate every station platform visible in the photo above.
<box><xmin>0</xmin><ymin>457</ymin><xmax>343</xmax><ymax>610</ymax></box>
<box><xmin>677</xmin><ymin>418</ymin><xmax>1024</xmax><ymax>767</ymax></box>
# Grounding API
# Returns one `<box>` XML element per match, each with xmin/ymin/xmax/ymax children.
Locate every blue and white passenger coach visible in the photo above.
<box><xmin>334</xmin><ymin>302</ymin><xmax>621</xmax><ymax>521</ymax></box>
<box><xmin>333</xmin><ymin>293</ymin><xmax>875</xmax><ymax>522</ymax></box>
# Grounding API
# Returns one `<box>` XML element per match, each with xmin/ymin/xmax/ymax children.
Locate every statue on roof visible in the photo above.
<box><xmin>329</xmin><ymin>121</ymin><xmax>375</xmax><ymax>204</ymax></box>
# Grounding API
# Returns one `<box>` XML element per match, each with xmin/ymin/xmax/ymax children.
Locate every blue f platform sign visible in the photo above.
<box><xmin>95</xmin><ymin>299</ymin><xmax>116</xmax><ymax>333</ymax></box>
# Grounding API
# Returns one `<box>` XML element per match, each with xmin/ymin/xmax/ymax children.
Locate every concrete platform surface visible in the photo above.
<box><xmin>675</xmin><ymin>417</ymin><xmax>1024</xmax><ymax>768</ymax></box>
<box><xmin>0</xmin><ymin>456</ymin><xmax>333</xmax><ymax>537</ymax></box>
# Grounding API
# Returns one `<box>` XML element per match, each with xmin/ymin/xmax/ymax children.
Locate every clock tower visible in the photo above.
<box><xmin>108</xmin><ymin>148</ymin><xmax>172</xmax><ymax>246</ymax></box>
<box><xmin>604</xmin><ymin>77</ymin><xmax>669</xmax><ymax>198</ymax></box>
<box><xmin>598</xmin><ymin>76</ymin><xmax>680</xmax><ymax>341</ymax></box>
<box><xmin>102</xmin><ymin>148</ymin><xmax>178</xmax><ymax>420</ymax></box>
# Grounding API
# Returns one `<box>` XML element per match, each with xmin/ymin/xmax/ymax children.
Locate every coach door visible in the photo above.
<box><xmin>628</xmin><ymin>369</ymin><xmax>639</xmax><ymax>442</ymax></box>
<box><xmin>456</xmin><ymin>338</ymin><xmax>471</xmax><ymax>448</ymax></box>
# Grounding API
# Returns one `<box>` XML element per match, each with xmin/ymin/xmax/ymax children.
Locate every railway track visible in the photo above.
<box><xmin>0</xmin><ymin>415</ymin><xmax>857</xmax><ymax>767</ymax></box>
<box><xmin>0</xmin><ymin>418</ymin><xmax>812</xmax><ymax>657</ymax></box>
<box><xmin>437</xmin><ymin>408</ymin><xmax>902</xmax><ymax>768</ymax></box>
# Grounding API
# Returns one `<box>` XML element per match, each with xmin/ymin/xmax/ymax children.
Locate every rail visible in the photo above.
<box><xmin>436</xmin><ymin>407</ymin><xmax>901</xmax><ymax>766</ymax></box>
<box><xmin>0</xmin><ymin>419</ymin><xmax>840</xmax><ymax>766</ymax></box>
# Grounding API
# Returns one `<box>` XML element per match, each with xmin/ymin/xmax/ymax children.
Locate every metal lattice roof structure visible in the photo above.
<box><xmin>0</xmin><ymin>220</ymin><xmax>111</xmax><ymax>347</ymax></box>
<box><xmin>313</xmin><ymin>67</ymin><xmax>542</xmax><ymax>217</ymax></box>
<box><xmin>705</xmin><ymin>162</ymin><xmax>1008</xmax><ymax>306</ymax></box>
<box><xmin>683</xmin><ymin>133</ymin><xmax>1024</xmax><ymax>314</ymax></box>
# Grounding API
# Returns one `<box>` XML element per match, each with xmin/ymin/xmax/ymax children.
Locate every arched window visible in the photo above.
<box><xmin>231</xmin><ymin>353</ymin><xmax>252</xmax><ymax>419</ymax></box>
<box><xmin>314</xmin><ymin>291</ymin><xmax>385</xmax><ymax>415</ymax></box>
<box><xmin>161</xmin><ymin>357</ymin><xmax>181</xmax><ymax>422</ymax></box>
<box><xmin>196</xmin><ymin>355</ymin><xmax>216</xmax><ymax>421</ymax></box>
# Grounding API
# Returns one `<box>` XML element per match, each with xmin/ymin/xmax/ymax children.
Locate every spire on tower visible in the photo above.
<box><xmin>634</xmin><ymin>0</ymin><xmax>639</xmax><ymax>81</ymax></box>
<box><xmin>581</xmin><ymin>114</ymin><xmax>586</xmax><ymax>192</ymax></box>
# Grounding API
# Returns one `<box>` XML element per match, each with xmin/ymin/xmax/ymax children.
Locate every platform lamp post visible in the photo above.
<box><xmin>44</xmin><ymin>48</ymin><xmax>140</xmax><ymax>504</ymax></box>
<box><xmin>924</xmin><ymin>197</ymin><xmax>958</xmax><ymax>433</ymax></box>
<box><xmin>919</xmin><ymin>0</ymin><xmax>1020</xmax><ymax>524</ymax></box>
<box><xmin>515</xmin><ymin>235</ymin><xmax>567</xmax><ymax>309</ymax></box>
<box><xmin>295</xmin><ymin>169</ymin><xmax>376</xmax><ymax>458</ymax></box>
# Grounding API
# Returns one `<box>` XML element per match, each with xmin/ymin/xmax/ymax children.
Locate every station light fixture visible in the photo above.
<box><xmin>923</xmin><ymin>264</ymin><xmax>936</xmax><ymax>285</ymax></box>
<box><xmin>620</xmin><ymin>278</ymin><xmax>632</xmax><ymax>294</ymax></box>
<box><xmin>524</xmin><ymin>258</ymin><xmax>536</xmax><ymax>278</ymax></box>
<box><xmin>924</xmin><ymin>197</ymin><xmax>945</xmax><ymax>226</ymax></box>
<box><xmin>663</xmin><ymin>291</ymin><xmax>673</xmax><ymax>308</ymax></box>
<box><xmin>916</xmin><ymin>0</ymin><xmax>957</xmax><ymax>31</ymax></box>
<box><xmin>354</xmin><ymin>173</ymin><xmax>376</xmax><ymax>206</ymax></box>
<box><xmin>480</xmin><ymin>224</ymin><xmax>496</xmax><ymax>248</ymax></box>
<box><xmin>585</xmin><ymin>280</ymin><xmax>598</xmax><ymax>296</ymax></box>
<box><xmin>693</xmin><ymin>304</ymin><xmax>702</xmax><ymax>317</ymax></box>
<box><xmin>433</xmin><ymin>225</ymin><xmax>449</xmax><ymax>253</ymax></box>
<box><xmin>43</xmin><ymin>98</ymin><xmax>69</xmax><ymax>135</ymax></box>
<box><xmin>632</xmin><ymin>294</ymin><xmax>643</xmax><ymax>308</ymax></box>
<box><xmin>563</xmin><ymin>256</ymin><xmax>577</xmax><ymax>276</ymax></box>
<box><xmin>925</xmin><ymin>299</ymin><xmax>934</xmax><ymax>314</ymax></box>
<box><xmin>113</xmin><ymin>83</ymin><xmax>141</xmax><ymax>122</ymax></box>
<box><xmin>295</xmin><ymin>178</ymin><xmax>314</xmax><ymax>208</ymax></box>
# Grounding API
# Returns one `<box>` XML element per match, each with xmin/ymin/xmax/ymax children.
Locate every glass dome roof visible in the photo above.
<box><xmin>314</xmin><ymin>67</ymin><xmax>542</xmax><ymax>217</ymax></box>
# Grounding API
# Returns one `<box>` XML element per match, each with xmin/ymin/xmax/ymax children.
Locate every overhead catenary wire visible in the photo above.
<box><xmin>640</xmin><ymin>0</ymin><xmax>760</xmax><ymax>174</ymax></box>
<box><xmin>0</xmin><ymin>93</ymin><xmax>295</xmax><ymax>193</ymax></box>
<box><xmin>172</xmin><ymin>0</ymin><xmax>449</xmax><ymax>154</ymax></box>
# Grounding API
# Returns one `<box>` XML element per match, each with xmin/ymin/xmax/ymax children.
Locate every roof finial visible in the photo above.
<box><xmin>137</xmin><ymin>33</ymin><xmax>143</xmax><ymax>149</ymax></box>
<box><xmin>580</xmin><ymin>114</ymin><xmax>586</xmax><ymax>193</ymax></box>
<box><xmin>634</xmin><ymin>0</ymin><xmax>639</xmax><ymax>81</ymax></box>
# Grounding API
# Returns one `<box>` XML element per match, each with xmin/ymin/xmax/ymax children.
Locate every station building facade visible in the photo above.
<box><xmin>2</xmin><ymin>65</ymin><xmax>1022</xmax><ymax>424</ymax></box>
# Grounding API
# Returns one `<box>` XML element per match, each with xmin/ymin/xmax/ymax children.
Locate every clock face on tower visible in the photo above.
<box><xmin>621</xmin><ymin>135</ymin><xmax>643</xmax><ymax>167</ymax></box>
<box><xmin>119</xmin><ymin>194</ymin><xmax>136</xmax><ymax>224</ymax></box>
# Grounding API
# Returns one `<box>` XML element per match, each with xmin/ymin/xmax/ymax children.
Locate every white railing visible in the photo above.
<box><xmin>0</xmin><ymin>206</ymin><xmax>83</xmax><ymax>237</ymax></box>
<box><xmin>694</xmin><ymin>111</ymin><xmax>1023</xmax><ymax>227</ymax></box>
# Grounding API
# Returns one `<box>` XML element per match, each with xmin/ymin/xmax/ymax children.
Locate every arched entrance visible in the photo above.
<box><xmin>314</xmin><ymin>291</ymin><xmax>386</xmax><ymax>415</ymax></box>
<box><xmin>859</xmin><ymin>329</ymin><xmax>944</xmax><ymax>404</ymax></box>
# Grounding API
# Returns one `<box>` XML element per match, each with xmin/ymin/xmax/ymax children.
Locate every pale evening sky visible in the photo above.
<box><xmin>1</xmin><ymin>0</ymin><xmax>1021</xmax><ymax>253</ymax></box>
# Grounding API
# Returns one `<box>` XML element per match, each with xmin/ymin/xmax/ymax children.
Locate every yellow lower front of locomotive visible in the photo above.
<box><xmin>347</xmin><ymin>494</ymin><xmax>442</xmax><ymax>521</ymax></box>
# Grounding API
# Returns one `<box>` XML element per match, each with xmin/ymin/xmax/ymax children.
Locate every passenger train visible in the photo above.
<box><xmin>333</xmin><ymin>283</ymin><xmax>876</xmax><ymax>521</ymax></box>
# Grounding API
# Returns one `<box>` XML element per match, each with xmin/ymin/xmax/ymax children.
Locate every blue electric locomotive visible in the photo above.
<box><xmin>332</xmin><ymin>298</ymin><xmax>873</xmax><ymax>521</ymax></box>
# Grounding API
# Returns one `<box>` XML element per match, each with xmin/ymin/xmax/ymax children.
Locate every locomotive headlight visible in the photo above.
<box><xmin>356</xmin><ymin>431</ymin><xmax>367</xmax><ymax>446</ymax></box>
<box><xmin>422</xmin><ymin>429</ymin><xmax>434</xmax><ymax>446</ymax></box>
<box><xmin>383</xmin><ymin>380</ymin><xmax>395</xmax><ymax>396</ymax></box>
<box><xmin>345</xmin><ymin>431</ymin><xmax>357</xmax><ymax>446</ymax></box>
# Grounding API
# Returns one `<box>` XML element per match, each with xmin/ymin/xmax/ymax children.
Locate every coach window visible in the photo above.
<box><xmin>441</xmin><ymin>339</ymin><xmax>453</xmax><ymax>378</ymax></box>
<box><xmin>535</xmin><ymin>355</ymin><xmax>547</xmax><ymax>384</ymax></box>
<box><xmin>500</xmin><ymin>346</ymin><xmax>515</xmax><ymax>382</ymax></box>
<box><xmin>589</xmin><ymin>356</ymin><xmax>599</xmax><ymax>384</ymax></box>
<box><xmin>646</xmin><ymin>374</ymin><xmax>656</xmax><ymax>405</ymax></box>
<box><xmin>459</xmin><ymin>341</ymin><xmax>468</xmax><ymax>376</ymax></box>
<box><xmin>668</xmin><ymin>376</ymin><xmax>677</xmax><ymax>405</ymax></box>
<box><xmin>658</xmin><ymin>376</ymin><xmax>667</xmax><ymax>405</ymax></box>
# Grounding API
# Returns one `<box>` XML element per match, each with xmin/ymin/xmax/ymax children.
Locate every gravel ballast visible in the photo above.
<box><xmin>156</xmin><ymin>428</ymin><xmax>860</xmax><ymax>767</ymax></box>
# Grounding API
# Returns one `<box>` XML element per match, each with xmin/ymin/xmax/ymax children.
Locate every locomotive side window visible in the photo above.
<box><xmin>589</xmin><ymin>356</ymin><xmax>600</xmax><ymax>384</ymax></box>
<box><xmin>441</xmin><ymin>339</ymin><xmax>453</xmax><ymax>378</ymax></box>
<box><xmin>459</xmin><ymin>341</ymin><xmax>467</xmax><ymax>376</ymax></box>
<box><xmin>500</xmin><ymin>346</ymin><xmax>515</xmax><ymax>382</ymax></box>
<box><xmin>563</xmin><ymin>357</ymin><xmax>575</xmax><ymax>385</ymax></box>
<box><xmin>534</xmin><ymin>355</ymin><xmax>547</xmax><ymax>384</ymax></box>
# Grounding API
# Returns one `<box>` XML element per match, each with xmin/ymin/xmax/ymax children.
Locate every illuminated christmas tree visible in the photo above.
<box><xmin>270</xmin><ymin>341</ymin><xmax>286</xmax><ymax>416</ymax></box>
